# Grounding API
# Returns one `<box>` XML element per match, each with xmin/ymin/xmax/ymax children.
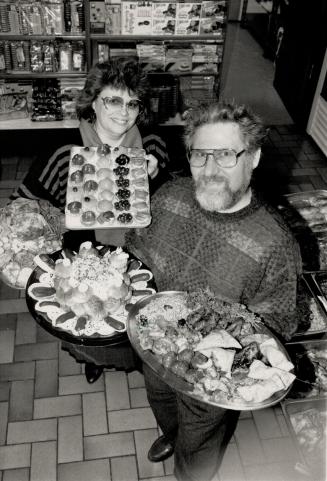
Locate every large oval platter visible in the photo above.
<box><xmin>26</xmin><ymin>245</ymin><xmax>156</xmax><ymax>346</ymax></box>
<box><xmin>127</xmin><ymin>291</ymin><xmax>295</xmax><ymax>411</ymax></box>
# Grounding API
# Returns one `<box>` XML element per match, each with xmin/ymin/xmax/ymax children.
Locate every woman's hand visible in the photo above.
<box><xmin>145</xmin><ymin>154</ymin><xmax>159</xmax><ymax>179</ymax></box>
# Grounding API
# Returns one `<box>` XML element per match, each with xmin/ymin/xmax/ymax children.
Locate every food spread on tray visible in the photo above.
<box><xmin>27</xmin><ymin>242</ymin><xmax>155</xmax><ymax>337</ymax></box>
<box><xmin>308</xmin><ymin>271</ymin><xmax>327</xmax><ymax>307</ymax></box>
<box><xmin>0</xmin><ymin>198</ymin><xmax>62</xmax><ymax>289</ymax></box>
<box><xmin>133</xmin><ymin>289</ymin><xmax>295</xmax><ymax>408</ymax></box>
<box><xmin>277</xmin><ymin>191</ymin><xmax>327</xmax><ymax>271</ymax></box>
<box><xmin>65</xmin><ymin>145</ymin><xmax>151</xmax><ymax>229</ymax></box>
<box><xmin>279</xmin><ymin>191</ymin><xmax>327</xmax><ymax>234</ymax></box>
<box><xmin>286</xmin><ymin>342</ymin><xmax>327</xmax><ymax>399</ymax></box>
<box><xmin>288</xmin><ymin>406</ymin><xmax>327</xmax><ymax>475</ymax></box>
<box><xmin>293</xmin><ymin>278</ymin><xmax>327</xmax><ymax>336</ymax></box>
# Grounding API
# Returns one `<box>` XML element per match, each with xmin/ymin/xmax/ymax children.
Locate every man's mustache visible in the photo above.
<box><xmin>197</xmin><ymin>175</ymin><xmax>226</xmax><ymax>186</ymax></box>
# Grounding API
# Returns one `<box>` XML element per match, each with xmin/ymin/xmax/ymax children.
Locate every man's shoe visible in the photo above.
<box><xmin>85</xmin><ymin>363</ymin><xmax>103</xmax><ymax>384</ymax></box>
<box><xmin>148</xmin><ymin>435</ymin><xmax>174</xmax><ymax>463</ymax></box>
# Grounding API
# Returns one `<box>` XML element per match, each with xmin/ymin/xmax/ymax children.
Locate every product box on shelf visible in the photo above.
<box><xmin>0</xmin><ymin>92</ymin><xmax>29</xmax><ymax>120</ymax></box>
<box><xmin>0</xmin><ymin>1</ymin><xmax>21</xmax><ymax>34</ymax></box>
<box><xmin>152</xmin><ymin>2</ymin><xmax>177</xmax><ymax>18</ymax></box>
<box><xmin>177</xmin><ymin>1</ymin><xmax>202</xmax><ymax>19</ymax></box>
<box><xmin>165</xmin><ymin>47</ymin><xmax>193</xmax><ymax>72</ymax></box>
<box><xmin>152</xmin><ymin>18</ymin><xmax>176</xmax><ymax>35</ymax></box>
<box><xmin>137</xmin><ymin>43</ymin><xmax>165</xmax><ymax>72</ymax></box>
<box><xmin>90</xmin><ymin>0</ymin><xmax>106</xmax><ymax>33</ymax></box>
<box><xmin>121</xmin><ymin>1</ymin><xmax>153</xmax><ymax>35</ymax></box>
<box><xmin>175</xmin><ymin>18</ymin><xmax>199</xmax><ymax>35</ymax></box>
<box><xmin>199</xmin><ymin>16</ymin><xmax>224</xmax><ymax>35</ymax></box>
<box><xmin>42</xmin><ymin>2</ymin><xmax>65</xmax><ymax>35</ymax></box>
<box><xmin>105</xmin><ymin>4</ymin><xmax>121</xmax><ymax>34</ymax></box>
<box><xmin>98</xmin><ymin>43</ymin><xmax>110</xmax><ymax>63</ymax></box>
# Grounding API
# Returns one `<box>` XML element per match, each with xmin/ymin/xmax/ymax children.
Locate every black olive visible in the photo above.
<box><xmin>72</xmin><ymin>154</ymin><xmax>84</xmax><ymax>165</ymax></box>
<box><xmin>114</xmin><ymin>200</ymin><xmax>131</xmax><ymax>211</ymax></box>
<box><xmin>178</xmin><ymin>318</ymin><xmax>187</xmax><ymax>327</ymax></box>
<box><xmin>116</xmin><ymin>154</ymin><xmax>130</xmax><ymax>165</ymax></box>
<box><xmin>117</xmin><ymin>213</ymin><xmax>133</xmax><ymax>223</ymax></box>
<box><xmin>116</xmin><ymin>188</ymin><xmax>131</xmax><ymax>199</ymax></box>
<box><xmin>116</xmin><ymin>177</ymin><xmax>130</xmax><ymax>188</ymax></box>
<box><xmin>113</xmin><ymin>167</ymin><xmax>129</xmax><ymax>176</ymax></box>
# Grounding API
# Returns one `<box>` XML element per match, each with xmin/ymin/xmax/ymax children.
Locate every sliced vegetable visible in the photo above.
<box><xmin>104</xmin><ymin>316</ymin><xmax>125</xmax><ymax>331</ymax></box>
<box><xmin>55</xmin><ymin>311</ymin><xmax>76</xmax><ymax>325</ymax></box>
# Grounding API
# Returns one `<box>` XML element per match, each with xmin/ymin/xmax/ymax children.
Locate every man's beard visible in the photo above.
<box><xmin>194</xmin><ymin>174</ymin><xmax>250</xmax><ymax>212</ymax></box>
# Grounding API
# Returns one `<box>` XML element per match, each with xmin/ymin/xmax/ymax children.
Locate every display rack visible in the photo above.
<box><xmin>0</xmin><ymin>0</ymin><xmax>229</xmax><ymax>129</ymax></box>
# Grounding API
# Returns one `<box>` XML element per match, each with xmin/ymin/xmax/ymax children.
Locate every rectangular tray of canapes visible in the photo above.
<box><xmin>65</xmin><ymin>145</ymin><xmax>151</xmax><ymax>230</ymax></box>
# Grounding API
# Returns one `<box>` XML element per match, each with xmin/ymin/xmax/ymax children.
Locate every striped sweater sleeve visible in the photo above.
<box><xmin>10</xmin><ymin>145</ymin><xmax>72</xmax><ymax>211</ymax></box>
<box><xmin>142</xmin><ymin>133</ymin><xmax>172</xmax><ymax>193</ymax></box>
<box><xmin>142</xmin><ymin>133</ymin><xmax>170</xmax><ymax>169</ymax></box>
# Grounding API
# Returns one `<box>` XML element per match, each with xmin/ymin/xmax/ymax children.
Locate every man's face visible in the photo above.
<box><xmin>190</xmin><ymin>122</ymin><xmax>260</xmax><ymax>212</ymax></box>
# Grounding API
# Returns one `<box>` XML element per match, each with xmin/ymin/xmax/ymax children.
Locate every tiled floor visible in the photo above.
<box><xmin>0</xmin><ymin>125</ymin><xmax>326</xmax><ymax>481</ymax></box>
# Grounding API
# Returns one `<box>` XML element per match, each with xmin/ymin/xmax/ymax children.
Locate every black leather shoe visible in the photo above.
<box><xmin>148</xmin><ymin>435</ymin><xmax>174</xmax><ymax>463</ymax></box>
<box><xmin>85</xmin><ymin>363</ymin><xmax>103</xmax><ymax>384</ymax></box>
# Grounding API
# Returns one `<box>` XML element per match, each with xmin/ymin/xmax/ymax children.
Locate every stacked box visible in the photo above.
<box><xmin>90</xmin><ymin>0</ymin><xmax>106</xmax><ymax>33</ymax></box>
<box><xmin>152</xmin><ymin>1</ymin><xmax>176</xmax><ymax>35</ymax></box>
<box><xmin>176</xmin><ymin>1</ymin><xmax>201</xmax><ymax>35</ymax></box>
<box><xmin>191</xmin><ymin>42</ymin><xmax>219</xmax><ymax>72</ymax></box>
<box><xmin>105</xmin><ymin>4</ymin><xmax>121</xmax><ymax>34</ymax></box>
<box><xmin>199</xmin><ymin>0</ymin><xmax>226</xmax><ymax>36</ymax></box>
<box><xmin>165</xmin><ymin>47</ymin><xmax>192</xmax><ymax>72</ymax></box>
<box><xmin>137</xmin><ymin>43</ymin><xmax>165</xmax><ymax>72</ymax></box>
<box><xmin>121</xmin><ymin>1</ymin><xmax>152</xmax><ymax>35</ymax></box>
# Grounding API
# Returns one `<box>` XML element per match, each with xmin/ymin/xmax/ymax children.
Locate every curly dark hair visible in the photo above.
<box><xmin>184</xmin><ymin>100</ymin><xmax>268</xmax><ymax>153</ymax></box>
<box><xmin>76</xmin><ymin>59</ymin><xmax>150</xmax><ymax>124</ymax></box>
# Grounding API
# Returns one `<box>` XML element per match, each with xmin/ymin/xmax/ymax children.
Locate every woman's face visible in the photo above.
<box><xmin>92</xmin><ymin>86</ymin><xmax>141</xmax><ymax>137</ymax></box>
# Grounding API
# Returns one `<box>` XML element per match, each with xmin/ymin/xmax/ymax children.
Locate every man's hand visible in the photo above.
<box><xmin>145</xmin><ymin>154</ymin><xmax>159</xmax><ymax>179</ymax></box>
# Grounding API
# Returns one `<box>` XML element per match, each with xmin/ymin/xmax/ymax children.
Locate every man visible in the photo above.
<box><xmin>126</xmin><ymin>101</ymin><xmax>302</xmax><ymax>481</ymax></box>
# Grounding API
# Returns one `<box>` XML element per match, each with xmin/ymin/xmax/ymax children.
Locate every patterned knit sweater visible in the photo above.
<box><xmin>126</xmin><ymin>177</ymin><xmax>303</xmax><ymax>340</ymax></box>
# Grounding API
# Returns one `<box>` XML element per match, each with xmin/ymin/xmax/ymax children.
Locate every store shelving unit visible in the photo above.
<box><xmin>0</xmin><ymin>0</ymin><xmax>229</xmax><ymax>130</ymax></box>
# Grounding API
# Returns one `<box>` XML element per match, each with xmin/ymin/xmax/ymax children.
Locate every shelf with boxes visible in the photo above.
<box><xmin>0</xmin><ymin>0</ymin><xmax>228</xmax><ymax>128</ymax></box>
<box><xmin>0</xmin><ymin>0</ymin><xmax>86</xmax><ymax>75</ymax></box>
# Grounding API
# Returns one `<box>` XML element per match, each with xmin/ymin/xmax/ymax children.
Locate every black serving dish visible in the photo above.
<box><xmin>26</xmin><ymin>245</ymin><xmax>156</xmax><ymax>346</ymax></box>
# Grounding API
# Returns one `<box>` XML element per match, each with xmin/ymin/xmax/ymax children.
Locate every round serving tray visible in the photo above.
<box><xmin>127</xmin><ymin>291</ymin><xmax>295</xmax><ymax>411</ymax></box>
<box><xmin>26</xmin><ymin>246</ymin><xmax>156</xmax><ymax>346</ymax></box>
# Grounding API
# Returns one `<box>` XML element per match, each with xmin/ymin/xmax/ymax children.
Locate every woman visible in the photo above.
<box><xmin>11</xmin><ymin>59</ymin><xmax>171</xmax><ymax>383</ymax></box>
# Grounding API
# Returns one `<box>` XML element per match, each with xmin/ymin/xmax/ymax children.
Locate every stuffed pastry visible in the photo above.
<box><xmin>248</xmin><ymin>359</ymin><xmax>295</xmax><ymax>389</ymax></box>
<box><xmin>196</xmin><ymin>330</ymin><xmax>242</xmax><ymax>350</ymax></box>
<box><xmin>259</xmin><ymin>338</ymin><xmax>294</xmax><ymax>371</ymax></box>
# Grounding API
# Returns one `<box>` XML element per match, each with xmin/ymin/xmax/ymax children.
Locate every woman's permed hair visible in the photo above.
<box><xmin>76</xmin><ymin>59</ymin><xmax>150</xmax><ymax>123</ymax></box>
<box><xmin>184</xmin><ymin>100</ymin><xmax>268</xmax><ymax>152</ymax></box>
